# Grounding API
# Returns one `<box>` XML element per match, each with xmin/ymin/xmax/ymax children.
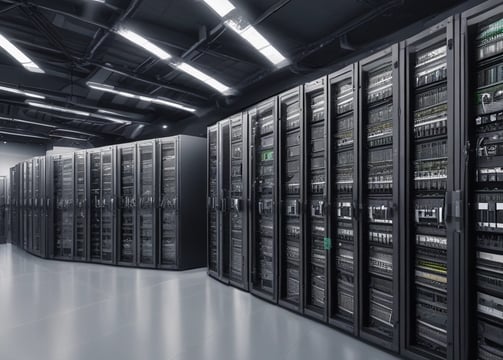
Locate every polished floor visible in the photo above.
<box><xmin>0</xmin><ymin>244</ymin><xmax>399</xmax><ymax>360</ymax></box>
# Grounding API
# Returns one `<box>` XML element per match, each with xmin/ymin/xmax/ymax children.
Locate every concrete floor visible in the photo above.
<box><xmin>0</xmin><ymin>244</ymin><xmax>399</xmax><ymax>360</ymax></box>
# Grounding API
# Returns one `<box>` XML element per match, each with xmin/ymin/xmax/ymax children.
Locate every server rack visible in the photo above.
<box><xmin>117</xmin><ymin>143</ymin><xmax>137</xmax><ymax>266</ymax></box>
<box><xmin>21</xmin><ymin>160</ymin><xmax>32</xmax><ymax>252</ymax></box>
<box><xmin>358</xmin><ymin>45</ymin><xmax>400</xmax><ymax>351</ymax></box>
<box><xmin>249</xmin><ymin>98</ymin><xmax>279</xmax><ymax>302</ymax></box>
<box><xmin>137</xmin><ymin>140</ymin><xmax>156</xmax><ymax>268</ymax></box>
<box><xmin>31</xmin><ymin>156</ymin><xmax>46</xmax><ymax>257</ymax></box>
<box><xmin>328</xmin><ymin>64</ymin><xmax>359</xmax><ymax>335</ymax></box>
<box><xmin>227</xmin><ymin>113</ymin><xmax>249</xmax><ymax>290</ymax></box>
<box><xmin>9</xmin><ymin>165</ymin><xmax>20</xmax><ymax>246</ymax></box>
<box><xmin>48</xmin><ymin>153</ymin><xmax>75</xmax><ymax>259</ymax></box>
<box><xmin>400</xmin><ymin>18</ymin><xmax>457</xmax><ymax>360</ymax></box>
<box><xmin>0</xmin><ymin>176</ymin><xmax>6</xmax><ymax>243</ymax></box>
<box><xmin>88</xmin><ymin>146</ymin><xmax>116</xmax><ymax>264</ymax></box>
<box><xmin>278</xmin><ymin>86</ymin><xmax>304</xmax><ymax>312</ymax></box>
<box><xmin>74</xmin><ymin>151</ymin><xmax>87</xmax><ymax>261</ymax></box>
<box><xmin>158</xmin><ymin>135</ymin><xmax>207</xmax><ymax>270</ymax></box>
<box><xmin>461</xmin><ymin>3</ymin><xmax>503</xmax><ymax>360</ymax></box>
<box><xmin>303</xmin><ymin>77</ymin><xmax>330</xmax><ymax>322</ymax></box>
<box><xmin>205</xmin><ymin>122</ymin><xmax>230</xmax><ymax>279</ymax></box>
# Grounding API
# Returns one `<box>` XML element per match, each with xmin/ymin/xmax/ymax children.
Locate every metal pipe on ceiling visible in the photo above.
<box><xmin>0</xmin><ymin>3</ymin><xmax>18</xmax><ymax>15</ymax></box>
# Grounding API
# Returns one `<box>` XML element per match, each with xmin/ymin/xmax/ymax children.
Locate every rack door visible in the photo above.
<box><xmin>207</xmin><ymin>125</ymin><xmax>219</xmax><ymax>275</ymax></box>
<box><xmin>328</xmin><ymin>65</ymin><xmax>359</xmax><ymax>334</ymax></box>
<box><xmin>159</xmin><ymin>138</ymin><xmax>178</xmax><ymax>268</ymax></box>
<box><xmin>101</xmin><ymin>148</ymin><xmax>115</xmax><ymax>263</ymax></box>
<box><xmin>137</xmin><ymin>141</ymin><xmax>156</xmax><ymax>267</ymax></box>
<box><xmin>75</xmin><ymin>152</ymin><xmax>87</xmax><ymax>261</ymax></box>
<box><xmin>249</xmin><ymin>99</ymin><xmax>278</xmax><ymax>302</ymax></box>
<box><xmin>401</xmin><ymin>19</ymin><xmax>455</xmax><ymax>360</ymax></box>
<box><xmin>218</xmin><ymin>120</ymin><xmax>231</xmax><ymax>281</ymax></box>
<box><xmin>359</xmin><ymin>45</ymin><xmax>400</xmax><ymax>351</ymax></box>
<box><xmin>89</xmin><ymin>151</ymin><xmax>102</xmax><ymax>262</ymax></box>
<box><xmin>303</xmin><ymin>77</ymin><xmax>329</xmax><ymax>321</ymax></box>
<box><xmin>32</xmin><ymin>158</ymin><xmax>42</xmax><ymax>255</ymax></box>
<box><xmin>118</xmin><ymin>144</ymin><xmax>136</xmax><ymax>265</ymax></box>
<box><xmin>228</xmin><ymin>114</ymin><xmax>249</xmax><ymax>289</ymax></box>
<box><xmin>278</xmin><ymin>87</ymin><xmax>303</xmax><ymax>311</ymax></box>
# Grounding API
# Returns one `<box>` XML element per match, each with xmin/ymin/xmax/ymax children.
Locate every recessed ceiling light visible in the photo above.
<box><xmin>162</xmin><ymin>125</ymin><xmax>168</xmax><ymax>129</ymax></box>
<box><xmin>202</xmin><ymin>0</ymin><xmax>235</xmax><ymax>17</ymax></box>
<box><xmin>0</xmin><ymin>34</ymin><xmax>45</xmax><ymax>73</ymax></box>
<box><xmin>116</xmin><ymin>28</ymin><xmax>172</xmax><ymax>60</ymax></box>
<box><xmin>3</xmin><ymin>141</ymin><xmax>6</xmax><ymax>144</ymax></box>
<box><xmin>87</xmin><ymin>81</ymin><xmax>198</xmax><ymax>113</ymax></box>
<box><xmin>175</xmin><ymin>62</ymin><xmax>232</xmax><ymax>94</ymax></box>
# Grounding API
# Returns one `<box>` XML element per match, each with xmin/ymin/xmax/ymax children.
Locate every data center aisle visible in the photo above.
<box><xmin>0</xmin><ymin>244</ymin><xmax>398</xmax><ymax>360</ymax></box>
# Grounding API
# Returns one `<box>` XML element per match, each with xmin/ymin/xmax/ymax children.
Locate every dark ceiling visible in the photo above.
<box><xmin>0</xmin><ymin>0</ymin><xmax>477</xmax><ymax>146</ymax></box>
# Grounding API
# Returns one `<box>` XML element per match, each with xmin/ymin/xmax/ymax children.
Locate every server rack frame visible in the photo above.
<box><xmin>460</xmin><ymin>2</ymin><xmax>503</xmax><ymax>359</ymax></box>
<box><xmin>218</xmin><ymin>120</ymin><xmax>231</xmax><ymax>281</ymax></box>
<box><xmin>327</xmin><ymin>64</ymin><xmax>360</xmax><ymax>335</ymax></box>
<box><xmin>136</xmin><ymin>139</ymin><xmax>157</xmax><ymax>269</ymax></box>
<box><xmin>30</xmin><ymin>156</ymin><xmax>46</xmax><ymax>257</ymax></box>
<box><xmin>358</xmin><ymin>44</ymin><xmax>401</xmax><ymax>352</ymax></box>
<box><xmin>0</xmin><ymin>176</ymin><xmax>7</xmax><ymax>244</ymax></box>
<box><xmin>399</xmin><ymin>17</ymin><xmax>458</xmax><ymax>360</ymax></box>
<box><xmin>248</xmin><ymin>97</ymin><xmax>280</xmax><ymax>303</ymax></box>
<box><xmin>74</xmin><ymin>150</ymin><xmax>87</xmax><ymax>261</ymax></box>
<box><xmin>9</xmin><ymin>166</ymin><xmax>20</xmax><ymax>247</ymax></box>
<box><xmin>227</xmin><ymin>113</ymin><xmax>249</xmax><ymax>291</ymax></box>
<box><xmin>207</xmin><ymin>124</ymin><xmax>220</xmax><ymax>277</ymax></box>
<box><xmin>116</xmin><ymin>142</ymin><xmax>138</xmax><ymax>267</ymax></box>
<box><xmin>303</xmin><ymin>76</ymin><xmax>330</xmax><ymax>322</ymax></box>
<box><xmin>277</xmin><ymin>85</ymin><xmax>304</xmax><ymax>313</ymax></box>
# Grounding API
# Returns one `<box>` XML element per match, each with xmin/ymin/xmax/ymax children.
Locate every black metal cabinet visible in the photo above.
<box><xmin>278</xmin><ymin>86</ymin><xmax>304</xmax><ymax>312</ymax></box>
<box><xmin>249</xmin><ymin>98</ymin><xmax>279</xmax><ymax>302</ymax></box>
<box><xmin>9</xmin><ymin>165</ymin><xmax>20</xmax><ymax>246</ymax></box>
<box><xmin>328</xmin><ymin>64</ymin><xmax>359</xmax><ymax>334</ymax></box>
<box><xmin>358</xmin><ymin>45</ymin><xmax>400</xmax><ymax>351</ymax></box>
<box><xmin>21</xmin><ymin>160</ymin><xmax>33</xmax><ymax>252</ymax></box>
<box><xmin>88</xmin><ymin>147</ymin><xmax>116</xmax><ymax>264</ymax></box>
<box><xmin>207</xmin><ymin>124</ymin><xmax>219</xmax><ymax>276</ymax></box>
<box><xmin>74</xmin><ymin>151</ymin><xmax>87</xmax><ymax>261</ymax></box>
<box><xmin>461</xmin><ymin>3</ymin><xmax>503</xmax><ymax>360</ymax></box>
<box><xmin>31</xmin><ymin>156</ymin><xmax>46</xmax><ymax>257</ymax></box>
<box><xmin>228</xmin><ymin>113</ymin><xmax>249</xmax><ymax>290</ymax></box>
<box><xmin>303</xmin><ymin>77</ymin><xmax>330</xmax><ymax>321</ymax></box>
<box><xmin>400</xmin><ymin>18</ymin><xmax>456</xmax><ymax>360</ymax></box>
<box><xmin>0</xmin><ymin>176</ymin><xmax>6</xmax><ymax>244</ymax></box>
<box><xmin>137</xmin><ymin>140</ymin><xmax>156</xmax><ymax>268</ymax></box>
<box><xmin>117</xmin><ymin>143</ymin><xmax>137</xmax><ymax>266</ymax></box>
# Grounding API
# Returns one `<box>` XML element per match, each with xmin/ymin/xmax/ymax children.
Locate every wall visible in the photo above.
<box><xmin>0</xmin><ymin>141</ymin><xmax>47</xmax><ymax>178</ymax></box>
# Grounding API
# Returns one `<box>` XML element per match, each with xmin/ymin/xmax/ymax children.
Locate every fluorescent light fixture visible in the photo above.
<box><xmin>116</xmin><ymin>28</ymin><xmax>172</xmax><ymax>60</ymax></box>
<box><xmin>54</xmin><ymin>128</ymin><xmax>96</xmax><ymax>136</ymax></box>
<box><xmin>176</xmin><ymin>62</ymin><xmax>231</xmax><ymax>94</ymax></box>
<box><xmin>0</xmin><ymin>85</ymin><xmax>45</xmax><ymax>99</ymax></box>
<box><xmin>27</xmin><ymin>101</ymin><xmax>132</xmax><ymax>125</ymax></box>
<box><xmin>87</xmin><ymin>81</ymin><xmax>197</xmax><ymax>112</ymax></box>
<box><xmin>98</xmin><ymin>109</ymin><xmax>124</xmax><ymax>116</ymax></box>
<box><xmin>0</xmin><ymin>34</ymin><xmax>45</xmax><ymax>73</ymax></box>
<box><xmin>0</xmin><ymin>130</ymin><xmax>48</xmax><ymax>139</ymax></box>
<box><xmin>202</xmin><ymin>0</ymin><xmax>235</xmax><ymax>17</ymax></box>
<box><xmin>0</xmin><ymin>116</ymin><xmax>56</xmax><ymax>128</ymax></box>
<box><xmin>50</xmin><ymin>134</ymin><xmax>88</xmax><ymax>141</ymax></box>
<box><xmin>225</xmin><ymin>19</ymin><xmax>287</xmax><ymax>67</ymax></box>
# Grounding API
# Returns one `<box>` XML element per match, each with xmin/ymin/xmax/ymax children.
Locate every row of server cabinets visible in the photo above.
<box><xmin>9</xmin><ymin>135</ymin><xmax>207</xmax><ymax>270</ymax></box>
<box><xmin>207</xmin><ymin>2</ymin><xmax>503</xmax><ymax>359</ymax></box>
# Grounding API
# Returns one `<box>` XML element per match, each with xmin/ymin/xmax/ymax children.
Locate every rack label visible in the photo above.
<box><xmin>324</xmin><ymin>237</ymin><xmax>332</xmax><ymax>250</ymax></box>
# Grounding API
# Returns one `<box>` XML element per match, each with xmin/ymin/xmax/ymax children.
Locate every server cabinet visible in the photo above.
<box><xmin>0</xmin><ymin>176</ymin><xmax>6</xmax><ymax>243</ymax></box>
<box><xmin>207</xmin><ymin>124</ymin><xmax>219</xmax><ymax>275</ymax></box>
<box><xmin>117</xmin><ymin>143</ymin><xmax>137</xmax><ymax>266</ymax></box>
<box><xmin>137</xmin><ymin>140</ymin><xmax>156</xmax><ymax>268</ymax></box>
<box><xmin>461</xmin><ymin>3</ymin><xmax>503</xmax><ymax>360</ymax></box>
<box><xmin>88</xmin><ymin>147</ymin><xmax>116</xmax><ymax>264</ymax></box>
<box><xmin>358</xmin><ymin>45</ymin><xmax>400</xmax><ymax>351</ymax></box>
<box><xmin>228</xmin><ymin>114</ymin><xmax>249</xmax><ymax>289</ymax></box>
<box><xmin>401</xmin><ymin>19</ymin><xmax>456</xmax><ymax>360</ymax></box>
<box><xmin>249</xmin><ymin>98</ymin><xmax>279</xmax><ymax>302</ymax></box>
<box><xmin>158</xmin><ymin>135</ymin><xmax>207</xmax><ymax>270</ymax></box>
<box><xmin>49</xmin><ymin>153</ymin><xmax>75</xmax><ymax>259</ymax></box>
<box><xmin>328</xmin><ymin>65</ymin><xmax>359</xmax><ymax>334</ymax></box>
<box><xmin>9</xmin><ymin>165</ymin><xmax>20</xmax><ymax>246</ymax></box>
<box><xmin>21</xmin><ymin>160</ymin><xmax>32</xmax><ymax>251</ymax></box>
<box><xmin>278</xmin><ymin>86</ymin><xmax>304</xmax><ymax>312</ymax></box>
<box><xmin>31</xmin><ymin>157</ymin><xmax>46</xmax><ymax>256</ymax></box>
<box><xmin>74</xmin><ymin>151</ymin><xmax>87</xmax><ymax>261</ymax></box>
<box><xmin>303</xmin><ymin>77</ymin><xmax>330</xmax><ymax>321</ymax></box>
<box><xmin>206</xmin><ymin>122</ymin><xmax>230</xmax><ymax>278</ymax></box>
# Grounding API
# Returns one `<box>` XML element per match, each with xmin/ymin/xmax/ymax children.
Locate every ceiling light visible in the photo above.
<box><xmin>162</xmin><ymin>125</ymin><xmax>168</xmax><ymax>129</ymax></box>
<box><xmin>98</xmin><ymin>109</ymin><xmax>123</xmax><ymax>116</ymax></box>
<box><xmin>3</xmin><ymin>141</ymin><xmax>6</xmax><ymax>144</ymax></box>
<box><xmin>0</xmin><ymin>85</ymin><xmax>45</xmax><ymax>99</ymax></box>
<box><xmin>0</xmin><ymin>34</ymin><xmax>45</xmax><ymax>73</ymax></box>
<box><xmin>176</xmin><ymin>62</ymin><xmax>231</xmax><ymax>94</ymax></box>
<box><xmin>87</xmin><ymin>81</ymin><xmax>197</xmax><ymax>112</ymax></box>
<box><xmin>27</xmin><ymin>101</ymin><xmax>90</xmax><ymax>117</ymax></box>
<box><xmin>50</xmin><ymin>134</ymin><xmax>88</xmax><ymax>141</ymax></box>
<box><xmin>202</xmin><ymin>0</ymin><xmax>235</xmax><ymax>17</ymax></box>
<box><xmin>54</xmin><ymin>128</ymin><xmax>96</xmax><ymax>136</ymax></box>
<box><xmin>116</xmin><ymin>28</ymin><xmax>172</xmax><ymax>60</ymax></box>
<box><xmin>0</xmin><ymin>130</ymin><xmax>48</xmax><ymax>139</ymax></box>
<box><xmin>224</xmin><ymin>19</ymin><xmax>287</xmax><ymax>67</ymax></box>
<box><xmin>0</xmin><ymin>116</ymin><xmax>56</xmax><ymax>128</ymax></box>
<box><xmin>27</xmin><ymin>101</ymin><xmax>131</xmax><ymax>125</ymax></box>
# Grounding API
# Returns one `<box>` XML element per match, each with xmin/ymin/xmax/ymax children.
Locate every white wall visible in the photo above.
<box><xmin>0</xmin><ymin>141</ymin><xmax>47</xmax><ymax>178</ymax></box>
